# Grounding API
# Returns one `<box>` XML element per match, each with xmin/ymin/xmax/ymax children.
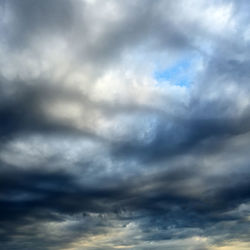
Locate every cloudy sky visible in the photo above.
<box><xmin>1</xmin><ymin>0</ymin><xmax>250</xmax><ymax>249</ymax></box>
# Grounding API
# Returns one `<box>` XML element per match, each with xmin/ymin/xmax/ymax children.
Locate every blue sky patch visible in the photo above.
<box><xmin>154</xmin><ymin>57</ymin><xmax>194</xmax><ymax>87</ymax></box>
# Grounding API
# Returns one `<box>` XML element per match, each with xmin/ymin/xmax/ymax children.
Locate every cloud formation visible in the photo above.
<box><xmin>1</xmin><ymin>0</ymin><xmax>250</xmax><ymax>249</ymax></box>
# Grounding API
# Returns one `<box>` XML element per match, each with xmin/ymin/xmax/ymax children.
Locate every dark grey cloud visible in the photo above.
<box><xmin>0</xmin><ymin>77</ymin><xmax>107</xmax><ymax>145</ymax></box>
<box><xmin>3</xmin><ymin>0</ymin><xmax>82</xmax><ymax>49</ymax></box>
<box><xmin>1</xmin><ymin>159</ymin><xmax>250</xmax><ymax>249</ymax></box>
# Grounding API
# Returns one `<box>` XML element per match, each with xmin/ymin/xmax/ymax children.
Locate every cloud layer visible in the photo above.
<box><xmin>1</xmin><ymin>0</ymin><xmax>250</xmax><ymax>249</ymax></box>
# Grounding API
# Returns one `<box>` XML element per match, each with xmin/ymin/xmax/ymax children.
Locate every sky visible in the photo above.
<box><xmin>0</xmin><ymin>0</ymin><xmax>250</xmax><ymax>249</ymax></box>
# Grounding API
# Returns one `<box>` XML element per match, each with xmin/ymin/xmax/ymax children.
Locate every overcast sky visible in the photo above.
<box><xmin>1</xmin><ymin>0</ymin><xmax>250</xmax><ymax>249</ymax></box>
